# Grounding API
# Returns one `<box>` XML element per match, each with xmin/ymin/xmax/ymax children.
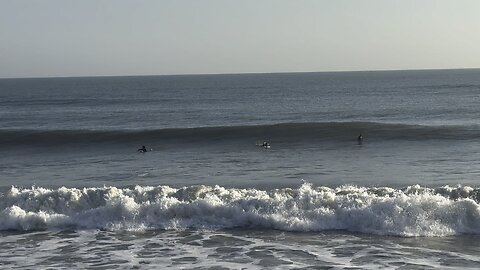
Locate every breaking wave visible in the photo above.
<box><xmin>1</xmin><ymin>183</ymin><xmax>479</xmax><ymax>236</ymax></box>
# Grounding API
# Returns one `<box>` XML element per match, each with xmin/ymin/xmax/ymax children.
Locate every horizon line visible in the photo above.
<box><xmin>1</xmin><ymin>67</ymin><xmax>479</xmax><ymax>80</ymax></box>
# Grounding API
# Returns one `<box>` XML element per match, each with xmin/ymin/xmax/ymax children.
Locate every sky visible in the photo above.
<box><xmin>1</xmin><ymin>0</ymin><xmax>480</xmax><ymax>78</ymax></box>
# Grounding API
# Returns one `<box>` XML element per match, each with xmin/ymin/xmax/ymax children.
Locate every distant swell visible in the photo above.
<box><xmin>1</xmin><ymin>183</ymin><xmax>480</xmax><ymax>236</ymax></box>
<box><xmin>1</xmin><ymin>122</ymin><xmax>479</xmax><ymax>146</ymax></box>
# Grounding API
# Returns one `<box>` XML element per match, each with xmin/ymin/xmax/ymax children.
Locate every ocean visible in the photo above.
<box><xmin>1</xmin><ymin>69</ymin><xmax>480</xmax><ymax>269</ymax></box>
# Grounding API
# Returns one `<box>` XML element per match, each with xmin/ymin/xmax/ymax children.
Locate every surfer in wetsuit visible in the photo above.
<box><xmin>357</xmin><ymin>134</ymin><xmax>363</xmax><ymax>144</ymax></box>
<box><xmin>262</xmin><ymin>141</ymin><xmax>271</xmax><ymax>149</ymax></box>
<box><xmin>137</xmin><ymin>145</ymin><xmax>147</xmax><ymax>153</ymax></box>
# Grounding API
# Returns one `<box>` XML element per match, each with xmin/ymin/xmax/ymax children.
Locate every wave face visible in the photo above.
<box><xmin>1</xmin><ymin>122</ymin><xmax>479</xmax><ymax>146</ymax></box>
<box><xmin>1</xmin><ymin>183</ymin><xmax>480</xmax><ymax>236</ymax></box>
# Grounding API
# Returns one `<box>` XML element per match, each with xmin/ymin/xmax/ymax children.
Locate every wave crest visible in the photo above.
<box><xmin>2</xmin><ymin>122</ymin><xmax>480</xmax><ymax>146</ymax></box>
<box><xmin>1</xmin><ymin>184</ymin><xmax>480</xmax><ymax>236</ymax></box>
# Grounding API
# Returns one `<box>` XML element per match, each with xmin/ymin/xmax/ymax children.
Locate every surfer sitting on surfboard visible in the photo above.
<box><xmin>255</xmin><ymin>141</ymin><xmax>271</xmax><ymax>149</ymax></box>
<box><xmin>262</xmin><ymin>141</ymin><xmax>271</xmax><ymax>149</ymax></box>
<box><xmin>357</xmin><ymin>134</ymin><xmax>363</xmax><ymax>144</ymax></box>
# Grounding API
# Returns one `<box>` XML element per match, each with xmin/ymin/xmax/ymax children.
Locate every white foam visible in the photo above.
<box><xmin>1</xmin><ymin>183</ymin><xmax>479</xmax><ymax>236</ymax></box>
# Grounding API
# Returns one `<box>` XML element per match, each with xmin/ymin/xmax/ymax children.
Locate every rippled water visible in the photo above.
<box><xmin>1</xmin><ymin>230</ymin><xmax>480</xmax><ymax>269</ymax></box>
<box><xmin>1</xmin><ymin>70</ymin><xmax>480</xmax><ymax>268</ymax></box>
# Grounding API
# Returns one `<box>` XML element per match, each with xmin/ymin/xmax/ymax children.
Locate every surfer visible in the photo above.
<box><xmin>262</xmin><ymin>141</ymin><xmax>271</xmax><ymax>149</ymax></box>
<box><xmin>137</xmin><ymin>145</ymin><xmax>148</xmax><ymax>153</ymax></box>
<box><xmin>357</xmin><ymin>134</ymin><xmax>363</xmax><ymax>144</ymax></box>
<box><xmin>256</xmin><ymin>140</ymin><xmax>271</xmax><ymax>149</ymax></box>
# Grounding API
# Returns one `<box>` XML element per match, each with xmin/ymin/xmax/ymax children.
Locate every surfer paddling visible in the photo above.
<box><xmin>137</xmin><ymin>145</ymin><xmax>148</xmax><ymax>153</ymax></box>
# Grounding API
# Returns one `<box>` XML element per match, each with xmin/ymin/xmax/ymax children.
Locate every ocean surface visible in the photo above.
<box><xmin>1</xmin><ymin>69</ymin><xmax>480</xmax><ymax>269</ymax></box>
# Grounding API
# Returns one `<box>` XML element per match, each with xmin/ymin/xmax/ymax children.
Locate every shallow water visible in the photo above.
<box><xmin>1</xmin><ymin>70</ymin><xmax>480</xmax><ymax>268</ymax></box>
<box><xmin>1</xmin><ymin>230</ymin><xmax>480</xmax><ymax>269</ymax></box>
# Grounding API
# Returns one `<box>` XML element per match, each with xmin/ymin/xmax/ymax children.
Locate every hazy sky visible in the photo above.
<box><xmin>1</xmin><ymin>0</ymin><xmax>480</xmax><ymax>78</ymax></box>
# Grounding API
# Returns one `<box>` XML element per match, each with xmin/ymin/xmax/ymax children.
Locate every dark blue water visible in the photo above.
<box><xmin>1</xmin><ymin>70</ymin><xmax>480</xmax><ymax>269</ymax></box>
<box><xmin>1</xmin><ymin>69</ymin><xmax>480</xmax><ymax>188</ymax></box>
<box><xmin>2</xmin><ymin>70</ymin><xmax>480</xmax><ymax>130</ymax></box>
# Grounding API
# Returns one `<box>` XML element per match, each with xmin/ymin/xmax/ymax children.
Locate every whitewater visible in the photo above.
<box><xmin>2</xmin><ymin>70</ymin><xmax>480</xmax><ymax>268</ymax></box>
<box><xmin>2</xmin><ymin>183</ymin><xmax>480</xmax><ymax>237</ymax></box>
